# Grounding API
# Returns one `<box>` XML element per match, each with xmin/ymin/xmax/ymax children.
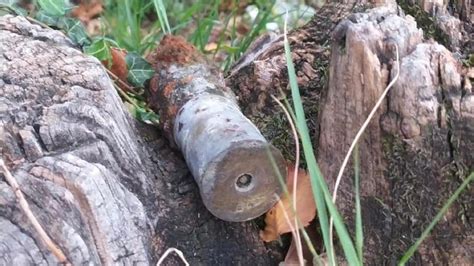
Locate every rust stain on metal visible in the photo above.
<box><xmin>160</xmin><ymin>104</ymin><xmax>178</xmax><ymax>139</ymax></box>
<box><xmin>149</xmin><ymin>76</ymin><xmax>159</xmax><ymax>93</ymax></box>
<box><xmin>163</xmin><ymin>81</ymin><xmax>176</xmax><ymax>98</ymax></box>
<box><xmin>153</xmin><ymin>35</ymin><xmax>204</xmax><ymax>66</ymax></box>
<box><xmin>147</xmin><ymin>35</ymin><xmax>286</xmax><ymax>222</ymax></box>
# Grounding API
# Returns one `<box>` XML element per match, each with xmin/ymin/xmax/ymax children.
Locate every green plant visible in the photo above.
<box><xmin>0</xmin><ymin>0</ymin><xmax>27</xmax><ymax>15</ymax></box>
<box><xmin>101</xmin><ymin>0</ymin><xmax>279</xmax><ymax>71</ymax></box>
<box><xmin>16</xmin><ymin>0</ymin><xmax>158</xmax><ymax>123</ymax></box>
<box><xmin>283</xmin><ymin>16</ymin><xmax>359</xmax><ymax>265</ymax></box>
<box><xmin>353</xmin><ymin>145</ymin><xmax>363</xmax><ymax>263</ymax></box>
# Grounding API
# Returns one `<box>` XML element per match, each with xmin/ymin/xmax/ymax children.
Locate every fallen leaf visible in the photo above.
<box><xmin>285</xmin><ymin>238</ymin><xmax>329</xmax><ymax>266</ymax></box>
<box><xmin>98</xmin><ymin>47</ymin><xmax>131</xmax><ymax>91</ymax></box>
<box><xmin>106</xmin><ymin>48</ymin><xmax>128</xmax><ymax>82</ymax></box>
<box><xmin>285</xmin><ymin>215</ymin><xmax>322</xmax><ymax>265</ymax></box>
<box><xmin>260</xmin><ymin>163</ymin><xmax>317</xmax><ymax>242</ymax></box>
<box><xmin>284</xmin><ymin>236</ymin><xmax>300</xmax><ymax>265</ymax></box>
<box><xmin>85</xmin><ymin>18</ymin><xmax>102</xmax><ymax>36</ymax></box>
<box><xmin>219</xmin><ymin>0</ymin><xmax>249</xmax><ymax>13</ymax></box>
<box><xmin>71</xmin><ymin>0</ymin><xmax>103</xmax><ymax>23</ymax></box>
<box><xmin>284</xmin><ymin>236</ymin><xmax>306</xmax><ymax>266</ymax></box>
<box><xmin>204</xmin><ymin>42</ymin><xmax>218</xmax><ymax>52</ymax></box>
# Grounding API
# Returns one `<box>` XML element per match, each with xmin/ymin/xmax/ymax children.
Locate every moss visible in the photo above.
<box><xmin>398</xmin><ymin>1</ymin><xmax>451</xmax><ymax>47</ymax></box>
<box><xmin>248</xmin><ymin>89</ymin><xmax>321</xmax><ymax>169</ymax></box>
<box><xmin>462</xmin><ymin>53</ymin><xmax>474</xmax><ymax>67</ymax></box>
<box><xmin>252</xmin><ymin>110</ymin><xmax>296</xmax><ymax>160</ymax></box>
<box><xmin>381</xmin><ymin>123</ymin><xmax>472</xmax><ymax>263</ymax></box>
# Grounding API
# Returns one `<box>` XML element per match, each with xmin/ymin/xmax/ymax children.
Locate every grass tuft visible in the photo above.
<box><xmin>153</xmin><ymin>0</ymin><xmax>171</xmax><ymax>34</ymax></box>
<box><xmin>283</xmin><ymin>12</ymin><xmax>360</xmax><ymax>266</ymax></box>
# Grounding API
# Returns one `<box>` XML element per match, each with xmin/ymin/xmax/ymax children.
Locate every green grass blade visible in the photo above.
<box><xmin>123</xmin><ymin>0</ymin><xmax>140</xmax><ymax>51</ymax></box>
<box><xmin>353</xmin><ymin>145</ymin><xmax>363</xmax><ymax>263</ymax></box>
<box><xmin>398</xmin><ymin>172</ymin><xmax>474</xmax><ymax>265</ymax></box>
<box><xmin>238</xmin><ymin>4</ymin><xmax>272</xmax><ymax>56</ymax></box>
<box><xmin>282</xmin><ymin>30</ymin><xmax>332</xmax><ymax>264</ymax></box>
<box><xmin>189</xmin><ymin>1</ymin><xmax>220</xmax><ymax>51</ymax></box>
<box><xmin>283</xmin><ymin>25</ymin><xmax>360</xmax><ymax>266</ymax></box>
<box><xmin>153</xmin><ymin>0</ymin><xmax>171</xmax><ymax>34</ymax></box>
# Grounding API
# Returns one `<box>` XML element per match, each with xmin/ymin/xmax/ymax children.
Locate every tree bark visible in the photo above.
<box><xmin>0</xmin><ymin>15</ymin><xmax>282</xmax><ymax>265</ymax></box>
<box><xmin>227</xmin><ymin>1</ymin><xmax>473</xmax><ymax>265</ymax></box>
<box><xmin>318</xmin><ymin>3</ymin><xmax>473</xmax><ymax>264</ymax></box>
<box><xmin>397</xmin><ymin>0</ymin><xmax>473</xmax><ymax>54</ymax></box>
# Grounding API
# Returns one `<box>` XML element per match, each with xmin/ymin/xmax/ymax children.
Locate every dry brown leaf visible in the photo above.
<box><xmin>284</xmin><ymin>236</ymin><xmax>302</xmax><ymax>265</ymax></box>
<box><xmin>104</xmin><ymin>48</ymin><xmax>128</xmax><ymax>80</ymax></box>
<box><xmin>284</xmin><ymin>235</ymin><xmax>308</xmax><ymax>266</ymax></box>
<box><xmin>71</xmin><ymin>0</ymin><xmax>103</xmax><ymax>23</ymax></box>
<box><xmin>85</xmin><ymin>19</ymin><xmax>102</xmax><ymax>36</ymax></box>
<box><xmin>218</xmin><ymin>0</ymin><xmax>249</xmax><ymax>13</ymax></box>
<box><xmin>286</xmin><ymin>235</ymin><xmax>329</xmax><ymax>266</ymax></box>
<box><xmin>102</xmin><ymin>48</ymin><xmax>130</xmax><ymax>91</ymax></box>
<box><xmin>204</xmin><ymin>42</ymin><xmax>218</xmax><ymax>52</ymax></box>
<box><xmin>260</xmin><ymin>163</ymin><xmax>317</xmax><ymax>242</ymax></box>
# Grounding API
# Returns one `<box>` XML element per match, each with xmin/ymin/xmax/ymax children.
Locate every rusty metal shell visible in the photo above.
<box><xmin>149</xmin><ymin>36</ymin><xmax>286</xmax><ymax>221</ymax></box>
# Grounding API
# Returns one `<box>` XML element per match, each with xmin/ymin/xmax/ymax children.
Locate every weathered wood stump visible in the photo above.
<box><xmin>318</xmin><ymin>3</ymin><xmax>473</xmax><ymax>264</ymax></box>
<box><xmin>228</xmin><ymin>1</ymin><xmax>473</xmax><ymax>264</ymax></box>
<box><xmin>0</xmin><ymin>15</ymin><xmax>282</xmax><ymax>265</ymax></box>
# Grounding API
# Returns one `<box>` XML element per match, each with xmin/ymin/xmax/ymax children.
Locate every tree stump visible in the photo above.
<box><xmin>228</xmin><ymin>1</ymin><xmax>473</xmax><ymax>264</ymax></box>
<box><xmin>0</xmin><ymin>15</ymin><xmax>282</xmax><ymax>265</ymax></box>
<box><xmin>318</xmin><ymin>3</ymin><xmax>473</xmax><ymax>264</ymax></box>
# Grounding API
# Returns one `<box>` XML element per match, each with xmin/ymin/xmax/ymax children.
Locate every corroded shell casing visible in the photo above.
<box><xmin>149</xmin><ymin>36</ymin><xmax>286</xmax><ymax>222</ymax></box>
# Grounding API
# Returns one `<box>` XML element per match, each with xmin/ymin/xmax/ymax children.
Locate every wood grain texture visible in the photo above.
<box><xmin>318</xmin><ymin>3</ymin><xmax>474</xmax><ymax>264</ymax></box>
<box><xmin>0</xmin><ymin>15</ymin><xmax>282</xmax><ymax>265</ymax></box>
<box><xmin>228</xmin><ymin>1</ymin><xmax>473</xmax><ymax>264</ymax></box>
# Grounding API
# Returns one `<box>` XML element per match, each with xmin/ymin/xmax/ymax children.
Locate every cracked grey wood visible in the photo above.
<box><xmin>0</xmin><ymin>15</ymin><xmax>281</xmax><ymax>265</ymax></box>
<box><xmin>0</xmin><ymin>14</ymin><xmax>151</xmax><ymax>265</ymax></box>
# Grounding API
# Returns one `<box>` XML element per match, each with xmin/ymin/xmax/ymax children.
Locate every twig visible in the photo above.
<box><xmin>0</xmin><ymin>159</ymin><xmax>70</xmax><ymax>265</ymax></box>
<box><xmin>113</xmin><ymin>83</ymin><xmax>137</xmax><ymax>105</ymax></box>
<box><xmin>105</xmin><ymin>68</ymin><xmax>138</xmax><ymax>94</ymax></box>
<box><xmin>112</xmin><ymin>83</ymin><xmax>159</xmax><ymax>124</ymax></box>
<box><xmin>157</xmin><ymin>247</ymin><xmax>189</xmax><ymax>266</ymax></box>
<box><xmin>328</xmin><ymin>42</ymin><xmax>400</xmax><ymax>262</ymax></box>
<box><xmin>272</xmin><ymin>95</ymin><xmax>304</xmax><ymax>266</ymax></box>
<box><xmin>274</xmin><ymin>194</ymin><xmax>299</xmax><ymax>259</ymax></box>
<box><xmin>24</xmin><ymin>16</ymin><xmax>51</xmax><ymax>30</ymax></box>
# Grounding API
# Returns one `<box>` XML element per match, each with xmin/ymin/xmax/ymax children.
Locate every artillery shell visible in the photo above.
<box><xmin>149</xmin><ymin>36</ymin><xmax>286</xmax><ymax>222</ymax></box>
